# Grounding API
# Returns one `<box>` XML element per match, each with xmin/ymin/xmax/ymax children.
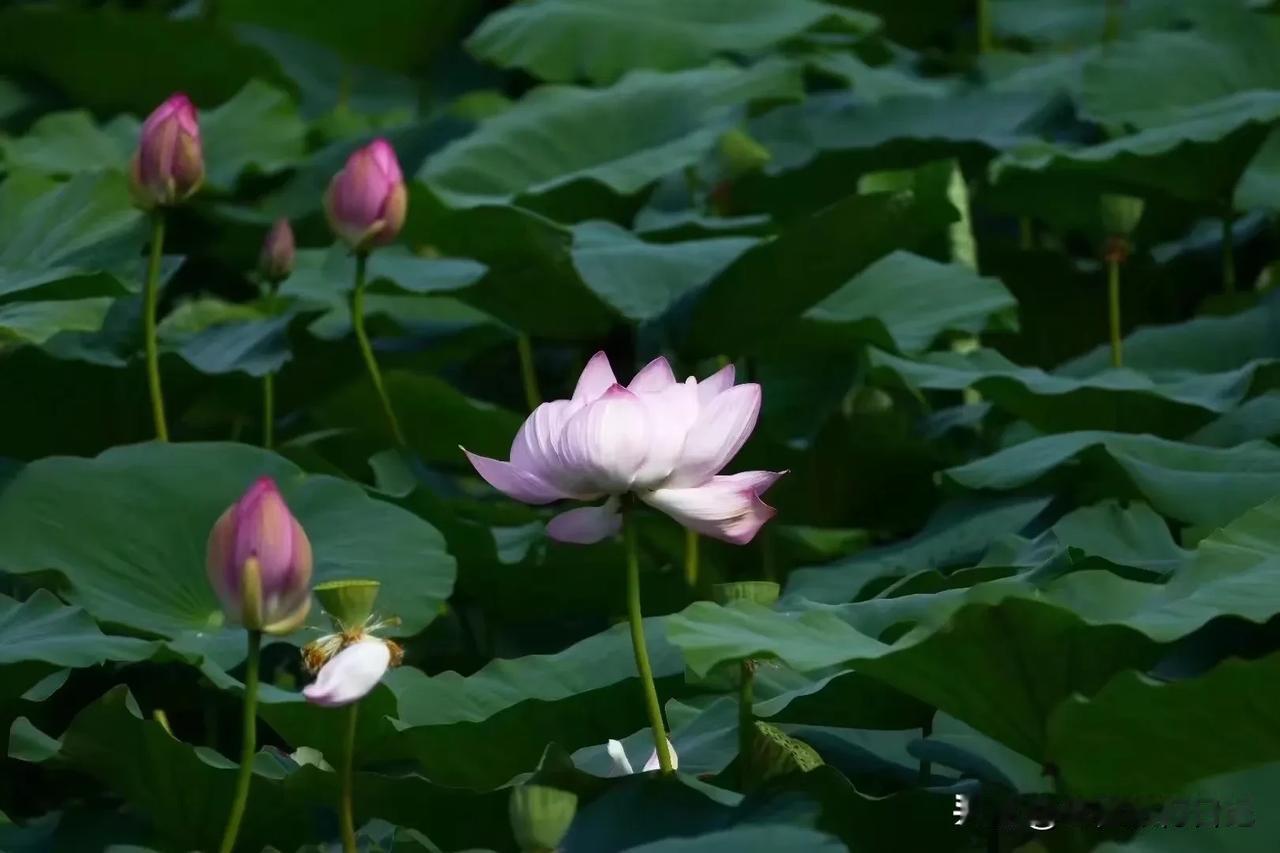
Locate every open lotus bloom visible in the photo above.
<box><xmin>606</xmin><ymin>738</ymin><xmax>679</xmax><ymax>775</ymax></box>
<box><xmin>302</xmin><ymin>637</ymin><xmax>392</xmax><ymax>707</ymax></box>
<box><xmin>462</xmin><ymin>353</ymin><xmax>783</xmax><ymax>545</ymax></box>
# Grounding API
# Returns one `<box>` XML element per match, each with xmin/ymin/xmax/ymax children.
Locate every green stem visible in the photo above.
<box><xmin>623</xmin><ymin>504</ymin><xmax>673</xmax><ymax>775</ymax></box>
<box><xmin>1107</xmin><ymin>258</ymin><xmax>1123</xmax><ymax>369</ymax></box>
<box><xmin>918</xmin><ymin>714</ymin><xmax>933</xmax><ymax>786</ymax></box>
<box><xmin>351</xmin><ymin>253</ymin><xmax>406</xmax><ymax>446</ymax></box>
<box><xmin>1222</xmin><ymin>213</ymin><xmax>1237</xmax><ymax>294</ymax></box>
<box><xmin>516</xmin><ymin>332</ymin><xmax>541</xmax><ymax>412</ymax></box>
<box><xmin>684</xmin><ymin>528</ymin><xmax>700</xmax><ymax>588</ymax></box>
<box><xmin>217</xmin><ymin>630</ymin><xmax>261</xmax><ymax>853</ymax></box>
<box><xmin>738</xmin><ymin>659</ymin><xmax>754</xmax><ymax>787</ymax></box>
<box><xmin>1018</xmin><ymin>216</ymin><xmax>1033</xmax><ymax>251</ymax></box>
<box><xmin>977</xmin><ymin>0</ymin><xmax>993</xmax><ymax>54</ymax></box>
<box><xmin>143</xmin><ymin>212</ymin><xmax>169</xmax><ymax>441</ymax></box>
<box><xmin>339</xmin><ymin>702</ymin><xmax>359</xmax><ymax>853</ymax></box>
<box><xmin>1103</xmin><ymin>0</ymin><xmax>1122</xmax><ymax>42</ymax></box>
<box><xmin>262</xmin><ymin>372</ymin><xmax>275</xmax><ymax>449</ymax></box>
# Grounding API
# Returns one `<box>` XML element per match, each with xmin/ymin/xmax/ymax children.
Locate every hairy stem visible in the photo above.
<box><xmin>684</xmin><ymin>528</ymin><xmax>700</xmax><ymax>588</ymax></box>
<box><xmin>624</xmin><ymin>505</ymin><xmax>673</xmax><ymax>774</ymax></box>
<box><xmin>351</xmin><ymin>253</ymin><xmax>405</xmax><ymax>445</ymax></box>
<box><xmin>1108</xmin><ymin>257</ymin><xmax>1123</xmax><ymax>368</ymax></box>
<box><xmin>516</xmin><ymin>332</ymin><xmax>541</xmax><ymax>412</ymax></box>
<box><xmin>217</xmin><ymin>630</ymin><xmax>261</xmax><ymax>853</ymax></box>
<box><xmin>339</xmin><ymin>702</ymin><xmax>359</xmax><ymax>853</ymax></box>
<box><xmin>143</xmin><ymin>213</ymin><xmax>169</xmax><ymax>441</ymax></box>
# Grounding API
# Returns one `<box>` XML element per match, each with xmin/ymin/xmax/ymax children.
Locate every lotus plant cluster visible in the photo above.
<box><xmin>130</xmin><ymin>93</ymin><xmax>408</xmax><ymax>450</ymax></box>
<box><xmin>133</xmin><ymin>85</ymin><xmax>780</xmax><ymax>852</ymax></box>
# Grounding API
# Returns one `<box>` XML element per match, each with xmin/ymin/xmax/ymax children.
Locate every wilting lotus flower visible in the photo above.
<box><xmin>607</xmin><ymin>738</ymin><xmax>679</xmax><ymax>775</ymax></box>
<box><xmin>130</xmin><ymin>93</ymin><xmax>204</xmax><ymax>208</ymax></box>
<box><xmin>258</xmin><ymin>218</ymin><xmax>295</xmax><ymax>284</ymax></box>
<box><xmin>324</xmin><ymin>138</ymin><xmax>407</xmax><ymax>250</ymax></box>
<box><xmin>302</xmin><ymin>637</ymin><xmax>396</xmax><ymax>707</ymax></box>
<box><xmin>462</xmin><ymin>353</ymin><xmax>782</xmax><ymax>545</ymax></box>
<box><xmin>206</xmin><ymin>477</ymin><xmax>312</xmax><ymax>634</ymax></box>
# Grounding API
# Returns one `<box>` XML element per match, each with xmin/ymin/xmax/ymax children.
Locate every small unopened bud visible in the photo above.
<box><xmin>324</xmin><ymin>138</ymin><xmax>408</xmax><ymax>251</ymax></box>
<box><xmin>258</xmin><ymin>219</ymin><xmax>295</xmax><ymax>284</ymax></box>
<box><xmin>509</xmin><ymin>785</ymin><xmax>577</xmax><ymax>852</ymax></box>
<box><xmin>130</xmin><ymin>93</ymin><xmax>204</xmax><ymax>208</ymax></box>
<box><xmin>1100</xmin><ymin>194</ymin><xmax>1145</xmax><ymax>238</ymax></box>
<box><xmin>718</xmin><ymin>128</ymin><xmax>771</xmax><ymax>177</ymax></box>
<box><xmin>206</xmin><ymin>477</ymin><xmax>312</xmax><ymax>634</ymax></box>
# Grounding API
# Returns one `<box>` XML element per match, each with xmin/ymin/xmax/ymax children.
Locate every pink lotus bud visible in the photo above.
<box><xmin>206</xmin><ymin>477</ymin><xmax>312</xmax><ymax>634</ymax></box>
<box><xmin>324</xmin><ymin>138</ymin><xmax>408</xmax><ymax>250</ymax></box>
<box><xmin>130</xmin><ymin>93</ymin><xmax>204</xmax><ymax>208</ymax></box>
<box><xmin>462</xmin><ymin>353</ymin><xmax>784</xmax><ymax>546</ymax></box>
<box><xmin>302</xmin><ymin>638</ymin><xmax>392</xmax><ymax>707</ymax></box>
<box><xmin>258</xmin><ymin>218</ymin><xmax>295</xmax><ymax>284</ymax></box>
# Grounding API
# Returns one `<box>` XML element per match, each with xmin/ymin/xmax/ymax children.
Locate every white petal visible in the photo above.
<box><xmin>509</xmin><ymin>399</ymin><xmax>587</xmax><ymax>495</ymax></box>
<box><xmin>606</xmin><ymin>738</ymin><xmax>634</xmax><ymax>776</ymax></box>
<box><xmin>628</xmin><ymin>357</ymin><xmax>676</xmax><ymax>393</ymax></box>
<box><xmin>572</xmin><ymin>351</ymin><xmax>618</xmax><ymax>404</ymax></box>
<box><xmin>667</xmin><ymin>383</ymin><xmax>761</xmax><ymax>486</ymax></box>
<box><xmin>546</xmin><ymin>498</ymin><xmax>622</xmax><ymax>544</ymax></box>
<box><xmin>696</xmin><ymin>363</ymin><xmax>736</xmax><ymax>405</ymax></box>
<box><xmin>557</xmin><ymin>386</ymin><xmax>651</xmax><ymax>493</ymax></box>
<box><xmin>641</xmin><ymin>738</ymin><xmax>679</xmax><ymax>772</ymax></box>
<box><xmin>302</xmin><ymin>638</ymin><xmax>391</xmax><ymax>707</ymax></box>
<box><xmin>641</xmin><ymin>471</ymin><xmax>784</xmax><ymax>544</ymax></box>
<box><xmin>462</xmin><ymin>449</ymin><xmax>566</xmax><ymax>505</ymax></box>
<box><xmin>632</xmin><ymin>378</ymin><xmax>700</xmax><ymax>488</ymax></box>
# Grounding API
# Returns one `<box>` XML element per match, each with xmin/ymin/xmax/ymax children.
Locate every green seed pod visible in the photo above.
<box><xmin>509</xmin><ymin>784</ymin><xmax>578</xmax><ymax>852</ymax></box>
<box><xmin>1100</xmin><ymin>194</ymin><xmax>1145</xmax><ymax>237</ymax></box>
<box><xmin>719</xmin><ymin>128</ymin><xmax>771</xmax><ymax>177</ymax></box>
<box><xmin>712</xmin><ymin>581</ymin><xmax>780</xmax><ymax>607</ymax></box>
<box><xmin>314</xmin><ymin>579</ymin><xmax>381</xmax><ymax>629</ymax></box>
<box><xmin>748</xmin><ymin>721</ymin><xmax>824</xmax><ymax>788</ymax></box>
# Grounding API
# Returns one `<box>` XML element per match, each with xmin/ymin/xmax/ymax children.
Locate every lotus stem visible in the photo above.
<box><xmin>143</xmin><ymin>212</ymin><xmax>169</xmax><ymax>441</ymax></box>
<box><xmin>623</xmin><ymin>503</ymin><xmax>674</xmax><ymax>775</ymax></box>
<box><xmin>977</xmin><ymin>0</ymin><xmax>993</xmax><ymax>54</ymax></box>
<box><xmin>516</xmin><ymin>333</ymin><xmax>541</xmax><ymax>412</ymax></box>
<box><xmin>738</xmin><ymin>659</ymin><xmax>754</xmax><ymax>786</ymax></box>
<box><xmin>339</xmin><ymin>702</ymin><xmax>359</xmax><ymax>853</ymax></box>
<box><xmin>217</xmin><ymin>629</ymin><xmax>262</xmax><ymax>853</ymax></box>
<box><xmin>684</xmin><ymin>528</ymin><xmax>700</xmax><ymax>588</ymax></box>
<box><xmin>350</xmin><ymin>252</ymin><xmax>405</xmax><ymax>446</ymax></box>
<box><xmin>262</xmin><ymin>372</ymin><xmax>275</xmax><ymax>449</ymax></box>
<box><xmin>1108</xmin><ymin>257</ymin><xmax>1123</xmax><ymax>368</ymax></box>
<box><xmin>1222</xmin><ymin>213</ymin><xmax>1236</xmax><ymax>294</ymax></box>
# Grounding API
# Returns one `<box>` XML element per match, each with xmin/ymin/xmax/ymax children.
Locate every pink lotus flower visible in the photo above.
<box><xmin>324</xmin><ymin>138</ymin><xmax>408</xmax><ymax>250</ymax></box>
<box><xmin>302</xmin><ymin>637</ymin><xmax>392</xmax><ymax>707</ymax></box>
<box><xmin>206</xmin><ymin>477</ymin><xmax>313</xmax><ymax>634</ymax></box>
<box><xmin>258</xmin><ymin>218</ymin><xmax>295</xmax><ymax>284</ymax></box>
<box><xmin>130</xmin><ymin>93</ymin><xmax>204</xmax><ymax>208</ymax></box>
<box><xmin>462</xmin><ymin>353</ymin><xmax>782</xmax><ymax>545</ymax></box>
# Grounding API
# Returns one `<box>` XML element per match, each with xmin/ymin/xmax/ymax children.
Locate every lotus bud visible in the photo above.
<box><xmin>718</xmin><ymin>127</ymin><xmax>771</xmax><ymax>177</ymax></box>
<box><xmin>258</xmin><ymin>218</ymin><xmax>295</xmax><ymax>284</ymax></box>
<box><xmin>509</xmin><ymin>785</ymin><xmax>578</xmax><ymax>852</ymax></box>
<box><xmin>206</xmin><ymin>477</ymin><xmax>312</xmax><ymax>634</ymax></box>
<box><xmin>324</xmin><ymin>138</ymin><xmax>408</xmax><ymax>250</ymax></box>
<box><xmin>130</xmin><ymin>93</ymin><xmax>204</xmax><ymax>208</ymax></box>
